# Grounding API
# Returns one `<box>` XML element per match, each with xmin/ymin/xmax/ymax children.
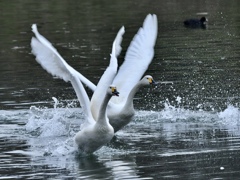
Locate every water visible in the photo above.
<box><xmin>1</xmin><ymin>0</ymin><xmax>240</xmax><ymax>179</ymax></box>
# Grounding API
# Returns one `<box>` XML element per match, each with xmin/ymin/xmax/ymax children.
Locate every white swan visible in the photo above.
<box><xmin>30</xmin><ymin>14</ymin><xmax>158</xmax><ymax>132</ymax></box>
<box><xmin>84</xmin><ymin>14</ymin><xmax>158</xmax><ymax>132</ymax></box>
<box><xmin>74</xmin><ymin>84</ymin><xmax>118</xmax><ymax>154</ymax></box>
<box><xmin>31</xmin><ymin>24</ymin><xmax>124</xmax><ymax>154</ymax></box>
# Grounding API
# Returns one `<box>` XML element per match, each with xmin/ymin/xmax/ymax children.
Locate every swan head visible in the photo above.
<box><xmin>141</xmin><ymin>75</ymin><xmax>156</xmax><ymax>86</ymax></box>
<box><xmin>108</xmin><ymin>85</ymin><xmax>119</xmax><ymax>96</ymax></box>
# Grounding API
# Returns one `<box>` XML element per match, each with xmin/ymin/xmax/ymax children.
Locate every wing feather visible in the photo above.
<box><xmin>31</xmin><ymin>24</ymin><xmax>96</xmax><ymax>91</ymax></box>
<box><xmin>31</xmin><ymin>24</ymin><xmax>95</xmax><ymax>125</ymax></box>
<box><xmin>90</xmin><ymin>26</ymin><xmax>125</xmax><ymax>120</ymax></box>
<box><xmin>112</xmin><ymin>14</ymin><xmax>158</xmax><ymax>100</ymax></box>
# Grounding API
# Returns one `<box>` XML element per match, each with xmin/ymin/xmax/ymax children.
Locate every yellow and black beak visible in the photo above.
<box><xmin>149</xmin><ymin>78</ymin><xmax>156</xmax><ymax>85</ymax></box>
<box><xmin>111</xmin><ymin>87</ymin><xmax>119</xmax><ymax>96</ymax></box>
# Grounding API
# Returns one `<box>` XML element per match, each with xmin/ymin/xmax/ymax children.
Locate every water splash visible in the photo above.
<box><xmin>52</xmin><ymin>97</ymin><xmax>59</xmax><ymax>110</ymax></box>
<box><xmin>136</xmin><ymin>98</ymin><xmax>218</xmax><ymax>123</ymax></box>
<box><xmin>23</xmin><ymin>96</ymin><xmax>240</xmax><ymax>157</ymax></box>
<box><xmin>217</xmin><ymin>105</ymin><xmax>240</xmax><ymax>135</ymax></box>
<box><xmin>26</xmin><ymin>106</ymin><xmax>70</xmax><ymax>137</ymax></box>
<box><xmin>135</xmin><ymin>97</ymin><xmax>240</xmax><ymax>127</ymax></box>
<box><xmin>25</xmin><ymin>97</ymin><xmax>83</xmax><ymax>156</ymax></box>
<box><xmin>218</xmin><ymin>105</ymin><xmax>240</xmax><ymax>123</ymax></box>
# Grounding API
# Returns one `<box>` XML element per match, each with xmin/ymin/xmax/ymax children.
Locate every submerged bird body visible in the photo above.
<box><xmin>184</xmin><ymin>17</ymin><xmax>208</xmax><ymax>28</ymax></box>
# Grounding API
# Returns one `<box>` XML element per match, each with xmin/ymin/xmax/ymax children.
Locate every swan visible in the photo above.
<box><xmin>31</xmin><ymin>24</ymin><xmax>123</xmax><ymax>154</ymax></box>
<box><xmin>30</xmin><ymin>14</ymin><xmax>158</xmax><ymax>132</ymax></box>
<box><xmin>74</xmin><ymin>84</ymin><xmax>119</xmax><ymax>154</ymax></box>
<box><xmin>85</xmin><ymin>14</ymin><xmax>158</xmax><ymax>132</ymax></box>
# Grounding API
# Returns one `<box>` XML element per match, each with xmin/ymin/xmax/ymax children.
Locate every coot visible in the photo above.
<box><xmin>184</xmin><ymin>17</ymin><xmax>208</xmax><ymax>29</ymax></box>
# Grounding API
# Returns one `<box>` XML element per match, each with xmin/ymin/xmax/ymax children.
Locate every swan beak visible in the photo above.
<box><xmin>111</xmin><ymin>87</ymin><xmax>119</xmax><ymax>96</ymax></box>
<box><xmin>149</xmin><ymin>78</ymin><xmax>156</xmax><ymax>85</ymax></box>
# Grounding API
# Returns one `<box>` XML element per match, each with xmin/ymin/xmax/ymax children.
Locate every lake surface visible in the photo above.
<box><xmin>1</xmin><ymin>0</ymin><xmax>240</xmax><ymax>179</ymax></box>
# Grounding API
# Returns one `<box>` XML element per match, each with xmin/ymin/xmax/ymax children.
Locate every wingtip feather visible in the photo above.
<box><xmin>143</xmin><ymin>14</ymin><xmax>158</xmax><ymax>29</ymax></box>
<box><xmin>113</xmin><ymin>26</ymin><xmax>125</xmax><ymax>57</ymax></box>
<box><xmin>119</xmin><ymin>26</ymin><xmax>125</xmax><ymax>34</ymax></box>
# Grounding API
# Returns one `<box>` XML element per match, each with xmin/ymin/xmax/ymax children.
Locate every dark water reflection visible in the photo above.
<box><xmin>0</xmin><ymin>0</ymin><xmax>239</xmax><ymax>110</ymax></box>
<box><xmin>1</xmin><ymin>0</ymin><xmax>240</xmax><ymax>179</ymax></box>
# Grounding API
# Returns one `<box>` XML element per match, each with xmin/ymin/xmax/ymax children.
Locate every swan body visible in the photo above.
<box><xmin>74</xmin><ymin>85</ymin><xmax>119</xmax><ymax>153</ymax></box>
<box><xmin>31</xmin><ymin>24</ymin><xmax>123</xmax><ymax>154</ymax></box>
<box><xmin>31</xmin><ymin>14</ymin><xmax>158</xmax><ymax>133</ymax></box>
<box><xmin>108</xmin><ymin>75</ymin><xmax>155</xmax><ymax>132</ymax></box>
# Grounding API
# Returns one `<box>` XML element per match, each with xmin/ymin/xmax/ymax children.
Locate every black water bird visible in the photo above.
<box><xmin>184</xmin><ymin>17</ymin><xmax>208</xmax><ymax>29</ymax></box>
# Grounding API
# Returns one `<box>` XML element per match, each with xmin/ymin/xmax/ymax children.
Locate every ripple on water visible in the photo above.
<box><xmin>0</xmin><ymin>99</ymin><xmax>240</xmax><ymax>179</ymax></box>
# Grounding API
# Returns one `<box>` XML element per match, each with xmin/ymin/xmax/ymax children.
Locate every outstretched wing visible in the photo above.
<box><xmin>31</xmin><ymin>24</ymin><xmax>96</xmax><ymax>91</ymax></box>
<box><xmin>31</xmin><ymin>24</ymin><xmax>95</xmax><ymax>125</ymax></box>
<box><xmin>114</xmin><ymin>26</ymin><xmax>125</xmax><ymax>57</ymax></box>
<box><xmin>70</xmin><ymin>74</ymin><xmax>96</xmax><ymax>128</ymax></box>
<box><xmin>90</xmin><ymin>26</ymin><xmax>125</xmax><ymax>120</ymax></box>
<box><xmin>112</xmin><ymin>14</ymin><xmax>158</xmax><ymax>101</ymax></box>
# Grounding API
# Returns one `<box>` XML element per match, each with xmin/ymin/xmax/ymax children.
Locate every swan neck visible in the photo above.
<box><xmin>125</xmin><ymin>82</ymin><xmax>142</xmax><ymax>108</ymax></box>
<box><xmin>96</xmin><ymin>93</ymin><xmax>112</xmax><ymax>125</ymax></box>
